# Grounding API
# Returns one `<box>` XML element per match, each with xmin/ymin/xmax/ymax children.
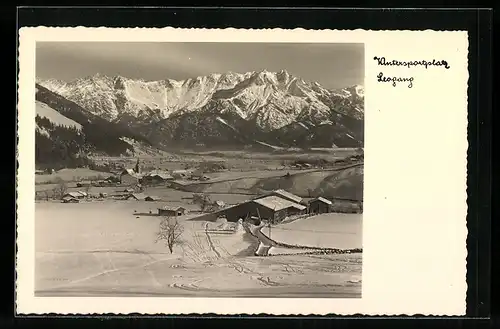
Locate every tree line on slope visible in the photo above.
<box><xmin>35</xmin><ymin>115</ymin><xmax>93</xmax><ymax>170</ymax></box>
<box><xmin>35</xmin><ymin>83</ymin><xmax>152</xmax><ymax>156</ymax></box>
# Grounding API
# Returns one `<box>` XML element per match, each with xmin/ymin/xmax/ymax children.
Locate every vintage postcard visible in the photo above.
<box><xmin>16</xmin><ymin>27</ymin><xmax>468</xmax><ymax>315</ymax></box>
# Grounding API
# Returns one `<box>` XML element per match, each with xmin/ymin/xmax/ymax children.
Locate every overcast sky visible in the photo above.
<box><xmin>36</xmin><ymin>42</ymin><xmax>364</xmax><ymax>90</ymax></box>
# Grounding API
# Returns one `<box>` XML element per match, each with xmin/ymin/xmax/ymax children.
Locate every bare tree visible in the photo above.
<box><xmin>42</xmin><ymin>190</ymin><xmax>50</xmax><ymax>201</ymax></box>
<box><xmin>52</xmin><ymin>181</ymin><xmax>68</xmax><ymax>199</ymax></box>
<box><xmin>155</xmin><ymin>217</ymin><xmax>184</xmax><ymax>254</ymax></box>
<box><xmin>192</xmin><ymin>193</ymin><xmax>212</xmax><ymax>212</ymax></box>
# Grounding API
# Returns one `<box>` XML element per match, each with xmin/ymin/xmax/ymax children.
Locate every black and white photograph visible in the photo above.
<box><xmin>33</xmin><ymin>41</ymin><xmax>365</xmax><ymax>297</ymax></box>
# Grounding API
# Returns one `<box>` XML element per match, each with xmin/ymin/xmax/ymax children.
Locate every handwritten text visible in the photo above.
<box><xmin>373</xmin><ymin>56</ymin><xmax>450</xmax><ymax>88</ymax></box>
<box><xmin>373</xmin><ymin>57</ymin><xmax>450</xmax><ymax>70</ymax></box>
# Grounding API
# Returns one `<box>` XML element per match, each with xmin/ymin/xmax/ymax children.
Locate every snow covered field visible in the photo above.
<box><xmin>269</xmin><ymin>213</ymin><xmax>362</xmax><ymax>250</ymax></box>
<box><xmin>35</xmin><ymin>201</ymin><xmax>362</xmax><ymax>297</ymax></box>
<box><xmin>36</xmin><ymin>101</ymin><xmax>82</xmax><ymax>130</ymax></box>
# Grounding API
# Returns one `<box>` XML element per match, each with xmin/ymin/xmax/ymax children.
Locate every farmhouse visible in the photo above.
<box><xmin>192</xmin><ymin>168</ymin><xmax>204</xmax><ymax>178</ymax></box>
<box><xmin>76</xmin><ymin>181</ymin><xmax>91</xmax><ymax>187</ymax></box>
<box><xmin>62</xmin><ymin>195</ymin><xmax>79</xmax><ymax>203</ymax></box>
<box><xmin>62</xmin><ymin>191</ymin><xmax>86</xmax><ymax>200</ymax></box>
<box><xmin>255</xmin><ymin>189</ymin><xmax>303</xmax><ymax>205</ymax></box>
<box><xmin>199</xmin><ymin>195</ymin><xmax>306</xmax><ymax>224</ymax></box>
<box><xmin>172</xmin><ymin>170</ymin><xmax>190</xmax><ymax>179</ymax></box>
<box><xmin>125</xmin><ymin>193</ymin><xmax>148</xmax><ymax>201</ymax></box>
<box><xmin>331</xmin><ymin>199</ymin><xmax>362</xmax><ymax>214</ymax></box>
<box><xmin>158</xmin><ymin>206</ymin><xmax>187</xmax><ymax>217</ymax></box>
<box><xmin>120</xmin><ymin>169</ymin><xmax>141</xmax><ymax>186</ymax></box>
<box><xmin>92</xmin><ymin>180</ymin><xmax>105</xmax><ymax>187</ymax></box>
<box><xmin>252</xmin><ymin>196</ymin><xmax>307</xmax><ymax>223</ymax></box>
<box><xmin>213</xmin><ymin>200</ymin><xmax>226</xmax><ymax>209</ymax></box>
<box><xmin>142</xmin><ymin>171</ymin><xmax>174</xmax><ymax>185</ymax></box>
<box><xmin>76</xmin><ymin>190</ymin><xmax>88</xmax><ymax>198</ymax></box>
<box><xmin>145</xmin><ymin>195</ymin><xmax>161</xmax><ymax>202</ymax></box>
<box><xmin>105</xmin><ymin>175</ymin><xmax>120</xmax><ymax>183</ymax></box>
<box><xmin>200</xmin><ymin>175</ymin><xmax>210</xmax><ymax>181</ymax></box>
<box><xmin>308</xmin><ymin>197</ymin><xmax>333</xmax><ymax>214</ymax></box>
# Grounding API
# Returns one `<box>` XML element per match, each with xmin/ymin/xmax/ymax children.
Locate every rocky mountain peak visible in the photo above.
<box><xmin>37</xmin><ymin>70</ymin><xmax>364</xmax><ymax>136</ymax></box>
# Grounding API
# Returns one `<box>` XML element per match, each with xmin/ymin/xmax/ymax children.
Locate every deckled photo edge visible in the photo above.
<box><xmin>16</xmin><ymin>26</ymin><xmax>469</xmax><ymax>316</ymax></box>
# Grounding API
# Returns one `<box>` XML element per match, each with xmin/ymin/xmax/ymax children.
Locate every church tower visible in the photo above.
<box><xmin>134</xmin><ymin>158</ymin><xmax>140</xmax><ymax>174</ymax></box>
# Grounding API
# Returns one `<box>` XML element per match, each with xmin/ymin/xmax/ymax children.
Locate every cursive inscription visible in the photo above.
<box><xmin>373</xmin><ymin>56</ymin><xmax>450</xmax><ymax>70</ymax></box>
<box><xmin>377</xmin><ymin>72</ymin><xmax>414</xmax><ymax>88</ymax></box>
<box><xmin>373</xmin><ymin>56</ymin><xmax>450</xmax><ymax>89</ymax></box>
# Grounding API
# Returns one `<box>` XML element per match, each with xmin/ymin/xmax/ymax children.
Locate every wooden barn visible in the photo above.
<box><xmin>76</xmin><ymin>181</ymin><xmax>91</xmax><ymax>187</ymax></box>
<box><xmin>172</xmin><ymin>170</ymin><xmax>189</xmax><ymax>179</ymax></box>
<box><xmin>142</xmin><ymin>172</ymin><xmax>174</xmax><ymax>185</ymax></box>
<box><xmin>62</xmin><ymin>195</ymin><xmax>79</xmax><ymax>203</ymax></box>
<box><xmin>254</xmin><ymin>189</ymin><xmax>303</xmax><ymax>205</ymax></box>
<box><xmin>120</xmin><ymin>169</ymin><xmax>141</xmax><ymax>186</ymax></box>
<box><xmin>62</xmin><ymin>191</ymin><xmax>86</xmax><ymax>200</ymax></box>
<box><xmin>308</xmin><ymin>197</ymin><xmax>333</xmax><ymax>214</ymax></box>
<box><xmin>158</xmin><ymin>206</ymin><xmax>187</xmax><ymax>217</ymax></box>
<box><xmin>125</xmin><ymin>193</ymin><xmax>148</xmax><ymax>201</ymax></box>
<box><xmin>199</xmin><ymin>196</ymin><xmax>306</xmax><ymax>224</ymax></box>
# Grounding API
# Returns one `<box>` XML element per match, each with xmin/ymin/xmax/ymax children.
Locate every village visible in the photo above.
<box><xmin>34</xmin><ymin>149</ymin><xmax>366</xmax><ymax>300</ymax></box>
<box><xmin>35</xmin><ymin>153</ymin><xmax>363</xmax><ymax>297</ymax></box>
<box><xmin>38</xmin><ymin>155</ymin><xmax>363</xmax><ymax>219</ymax></box>
<box><xmin>35</xmin><ymin>142</ymin><xmax>364</xmax><ymax>297</ymax></box>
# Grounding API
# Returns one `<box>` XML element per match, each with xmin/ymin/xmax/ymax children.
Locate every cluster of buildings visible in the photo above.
<box><xmin>118</xmin><ymin>160</ymin><xmax>210</xmax><ymax>187</ymax></box>
<box><xmin>76</xmin><ymin>176</ymin><xmax>119</xmax><ymax>188</ymax></box>
<box><xmin>61</xmin><ymin>191</ymin><xmax>89</xmax><ymax>203</ymax></box>
<box><xmin>35</xmin><ymin>168</ymin><xmax>55</xmax><ymax>175</ymax></box>
<box><xmin>195</xmin><ymin>189</ymin><xmax>336</xmax><ymax>224</ymax></box>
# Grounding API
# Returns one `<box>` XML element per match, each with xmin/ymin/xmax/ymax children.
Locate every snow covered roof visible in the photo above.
<box><xmin>62</xmin><ymin>196</ymin><xmax>79</xmax><ymax>202</ymax></box>
<box><xmin>269</xmin><ymin>189</ymin><xmax>303</xmax><ymax>204</ymax></box>
<box><xmin>64</xmin><ymin>192</ymin><xmax>82</xmax><ymax>198</ymax></box>
<box><xmin>311</xmin><ymin>197</ymin><xmax>333</xmax><ymax>205</ymax></box>
<box><xmin>121</xmin><ymin>168</ymin><xmax>140</xmax><ymax>177</ymax></box>
<box><xmin>145</xmin><ymin>171</ymin><xmax>173</xmax><ymax>180</ymax></box>
<box><xmin>127</xmin><ymin>193</ymin><xmax>147</xmax><ymax>200</ymax></box>
<box><xmin>253</xmin><ymin>196</ymin><xmax>306</xmax><ymax>211</ymax></box>
<box><xmin>62</xmin><ymin>194</ymin><xmax>76</xmax><ymax>199</ymax></box>
<box><xmin>160</xmin><ymin>205</ymin><xmax>186</xmax><ymax>211</ymax></box>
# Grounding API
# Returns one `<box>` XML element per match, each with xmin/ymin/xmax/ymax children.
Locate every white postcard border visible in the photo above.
<box><xmin>17</xmin><ymin>27</ymin><xmax>469</xmax><ymax>315</ymax></box>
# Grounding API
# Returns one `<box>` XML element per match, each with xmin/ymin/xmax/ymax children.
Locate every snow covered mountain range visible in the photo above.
<box><xmin>36</xmin><ymin>70</ymin><xmax>364</xmax><ymax>149</ymax></box>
